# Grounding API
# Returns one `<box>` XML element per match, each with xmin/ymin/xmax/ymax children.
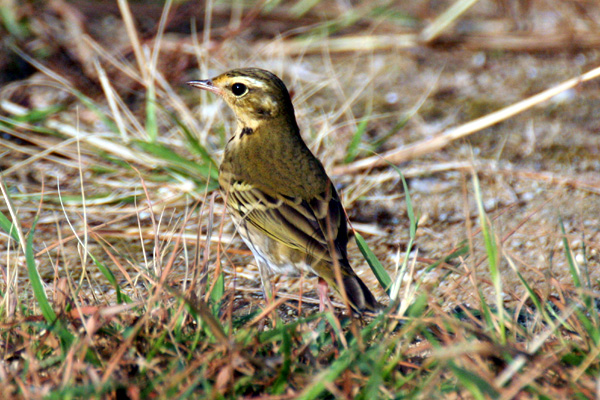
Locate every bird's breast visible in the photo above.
<box><xmin>219</xmin><ymin>121</ymin><xmax>330</xmax><ymax>199</ymax></box>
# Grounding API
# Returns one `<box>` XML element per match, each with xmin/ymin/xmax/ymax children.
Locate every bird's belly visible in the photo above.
<box><xmin>232</xmin><ymin>215</ymin><xmax>316</xmax><ymax>276</ymax></box>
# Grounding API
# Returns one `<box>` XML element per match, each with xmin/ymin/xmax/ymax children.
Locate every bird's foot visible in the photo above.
<box><xmin>318</xmin><ymin>277</ymin><xmax>332</xmax><ymax>312</ymax></box>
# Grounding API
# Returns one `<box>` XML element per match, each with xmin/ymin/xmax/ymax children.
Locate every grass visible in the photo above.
<box><xmin>1</xmin><ymin>0</ymin><xmax>600</xmax><ymax>399</ymax></box>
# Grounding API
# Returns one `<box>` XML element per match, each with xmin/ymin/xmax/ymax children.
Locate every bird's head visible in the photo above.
<box><xmin>188</xmin><ymin>68</ymin><xmax>296</xmax><ymax>129</ymax></box>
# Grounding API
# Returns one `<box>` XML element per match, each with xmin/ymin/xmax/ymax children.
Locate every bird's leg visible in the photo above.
<box><xmin>317</xmin><ymin>277</ymin><xmax>332</xmax><ymax>312</ymax></box>
<box><xmin>257</xmin><ymin>261</ymin><xmax>274</xmax><ymax>304</ymax></box>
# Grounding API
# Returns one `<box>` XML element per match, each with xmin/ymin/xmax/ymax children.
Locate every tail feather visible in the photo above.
<box><xmin>342</xmin><ymin>274</ymin><xmax>381</xmax><ymax>313</ymax></box>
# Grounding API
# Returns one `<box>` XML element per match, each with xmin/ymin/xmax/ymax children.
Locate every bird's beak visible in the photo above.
<box><xmin>187</xmin><ymin>80</ymin><xmax>222</xmax><ymax>96</ymax></box>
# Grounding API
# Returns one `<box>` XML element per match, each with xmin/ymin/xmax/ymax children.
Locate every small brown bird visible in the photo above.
<box><xmin>188</xmin><ymin>68</ymin><xmax>380</xmax><ymax>313</ymax></box>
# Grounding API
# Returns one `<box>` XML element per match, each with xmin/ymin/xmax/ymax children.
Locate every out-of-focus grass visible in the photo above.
<box><xmin>1</xmin><ymin>0</ymin><xmax>599</xmax><ymax>398</ymax></box>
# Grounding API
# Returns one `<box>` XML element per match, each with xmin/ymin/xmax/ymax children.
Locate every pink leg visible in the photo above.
<box><xmin>318</xmin><ymin>277</ymin><xmax>329</xmax><ymax>312</ymax></box>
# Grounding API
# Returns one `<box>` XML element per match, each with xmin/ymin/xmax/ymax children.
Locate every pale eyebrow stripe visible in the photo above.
<box><xmin>241</xmin><ymin>77</ymin><xmax>268</xmax><ymax>89</ymax></box>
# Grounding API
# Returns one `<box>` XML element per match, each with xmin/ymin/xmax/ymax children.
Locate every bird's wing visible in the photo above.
<box><xmin>225</xmin><ymin>180</ymin><xmax>348</xmax><ymax>264</ymax></box>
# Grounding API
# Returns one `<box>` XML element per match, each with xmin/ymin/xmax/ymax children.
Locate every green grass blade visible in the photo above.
<box><xmin>25</xmin><ymin>219</ymin><xmax>56</xmax><ymax>324</ymax></box>
<box><xmin>133</xmin><ymin>140</ymin><xmax>217</xmax><ymax>183</ymax></box>
<box><xmin>478</xmin><ymin>289</ymin><xmax>495</xmax><ymax>330</ymax></box>
<box><xmin>449</xmin><ymin>361</ymin><xmax>499</xmax><ymax>400</ymax></box>
<box><xmin>355</xmin><ymin>232</ymin><xmax>391</xmax><ymax>293</ymax></box>
<box><xmin>271</xmin><ymin>327</ymin><xmax>292</xmax><ymax>394</ymax></box>
<box><xmin>161</xmin><ymin>107</ymin><xmax>219</xmax><ymax>174</ymax></box>
<box><xmin>0</xmin><ymin>6</ymin><xmax>29</xmax><ymax>38</ymax></box>
<box><xmin>385</xmin><ymin>161</ymin><xmax>418</xmax><ymax>304</ymax></box>
<box><xmin>472</xmin><ymin>172</ymin><xmax>505</xmax><ymax>343</ymax></box>
<box><xmin>0</xmin><ymin>209</ymin><xmax>20</xmax><ymax>242</ymax></box>
<box><xmin>424</xmin><ymin>243</ymin><xmax>469</xmax><ymax>272</ymax></box>
<box><xmin>406</xmin><ymin>292</ymin><xmax>428</xmax><ymax>317</ymax></box>
<box><xmin>209</xmin><ymin>271</ymin><xmax>224</xmax><ymax>315</ymax></box>
<box><xmin>372</xmin><ymin>113</ymin><xmax>411</xmax><ymax>149</ymax></box>
<box><xmin>387</xmin><ymin>162</ymin><xmax>416</xmax><ymax>238</ymax></box>
<box><xmin>71</xmin><ymin>89</ymin><xmax>119</xmax><ymax>134</ymax></box>
<box><xmin>344</xmin><ymin>117</ymin><xmax>369</xmax><ymax>164</ymax></box>
<box><xmin>258</xmin><ymin>313</ymin><xmax>322</xmax><ymax>343</ymax></box>
<box><xmin>89</xmin><ymin>253</ymin><xmax>132</xmax><ymax>304</ymax></box>
<box><xmin>559</xmin><ymin>218</ymin><xmax>581</xmax><ymax>288</ymax></box>
<box><xmin>297</xmin><ymin>349</ymin><xmax>356</xmax><ymax>400</ymax></box>
<box><xmin>505</xmin><ymin>255</ymin><xmax>550</xmax><ymax>323</ymax></box>
<box><xmin>16</xmin><ymin>105</ymin><xmax>65</xmax><ymax>122</ymax></box>
<box><xmin>291</xmin><ymin>0</ymin><xmax>323</xmax><ymax>17</ymax></box>
<box><xmin>146</xmin><ymin>85</ymin><xmax>158</xmax><ymax>141</ymax></box>
<box><xmin>184</xmin><ymin>298</ymin><xmax>228</xmax><ymax>344</ymax></box>
<box><xmin>573</xmin><ymin>308</ymin><xmax>600</xmax><ymax>345</ymax></box>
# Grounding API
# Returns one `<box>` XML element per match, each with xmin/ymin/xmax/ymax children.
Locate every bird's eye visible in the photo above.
<box><xmin>231</xmin><ymin>83</ymin><xmax>248</xmax><ymax>96</ymax></box>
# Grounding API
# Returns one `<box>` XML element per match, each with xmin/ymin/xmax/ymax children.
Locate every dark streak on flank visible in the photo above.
<box><xmin>240</xmin><ymin>127</ymin><xmax>253</xmax><ymax>138</ymax></box>
<box><xmin>256</xmin><ymin>108</ymin><xmax>270</xmax><ymax>117</ymax></box>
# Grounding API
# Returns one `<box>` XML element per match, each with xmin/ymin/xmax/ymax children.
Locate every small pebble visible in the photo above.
<box><xmin>550</xmin><ymin>88</ymin><xmax>576</xmax><ymax>104</ymax></box>
<box><xmin>521</xmin><ymin>192</ymin><xmax>535</xmax><ymax>201</ymax></box>
<box><xmin>472</xmin><ymin>52</ymin><xmax>486</xmax><ymax>68</ymax></box>
<box><xmin>527</xmin><ymin>67</ymin><xmax>538</xmax><ymax>79</ymax></box>
<box><xmin>385</xmin><ymin>92</ymin><xmax>399</xmax><ymax>104</ymax></box>
<box><xmin>484</xmin><ymin>198</ymin><xmax>498</xmax><ymax>210</ymax></box>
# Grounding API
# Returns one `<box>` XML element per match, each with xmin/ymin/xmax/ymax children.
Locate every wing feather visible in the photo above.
<box><xmin>224</xmin><ymin>180</ymin><xmax>348</xmax><ymax>265</ymax></box>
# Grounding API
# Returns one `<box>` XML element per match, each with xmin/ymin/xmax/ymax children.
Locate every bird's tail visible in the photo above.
<box><xmin>341</xmin><ymin>273</ymin><xmax>381</xmax><ymax>313</ymax></box>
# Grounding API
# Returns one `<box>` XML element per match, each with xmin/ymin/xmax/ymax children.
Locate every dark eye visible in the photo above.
<box><xmin>231</xmin><ymin>83</ymin><xmax>247</xmax><ymax>96</ymax></box>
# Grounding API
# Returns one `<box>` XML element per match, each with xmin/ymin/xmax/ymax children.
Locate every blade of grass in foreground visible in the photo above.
<box><xmin>387</xmin><ymin>162</ymin><xmax>417</xmax><ymax>302</ymax></box>
<box><xmin>71</xmin><ymin>89</ymin><xmax>119</xmax><ymax>134</ymax></box>
<box><xmin>26</xmin><ymin>220</ymin><xmax>77</xmax><ymax>349</ymax></box>
<box><xmin>271</xmin><ymin>326</ymin><xmax>292</xmax><ymax>394</ymax></box>
<box><xmin>560</xmin><ymin>218</ymin><xmax>582</xmax><ymax>288</ymax></box>
<box><xmin>208</xmin><ymin>271</ymin><xmax>224</xmax><ymax>315</ymax></box>
<box><xmin>0</xmin><ymin>209</ymin><xmax>20</xmax><ymax>242</ymax></box>
<box><xmin>559</xmin><ymin>218</ymin><xmax>600</xmax><ymax>344</ymax></box>
<box><xmin>354</xmin><ymin>159</ymin><xmax>419</xmax><ymax>302</ymax></box>
<box><xmin>183</xmin><ymin>296</ymin><xmax>228</xmax><ymax>344</ymax></box>
<box><xmin>355</xmin><ymin>232</ymin><xmax>391</xmax><ymax>293</ymax></box>
<box><xmin>0</xmin><ymin>5</ymin><xmax>30</xmax><ymax>38</ymax></box>
<box><xmin>472</xmin><ymin>172</ymin><xmax>505</xmax><ymax>344</ymax></box>
<box><xmin>449</xmin><ymin>361</ymin><xmax>499</xmax><ymax>400</ymax></box>
<box><xmin>90</xmin><ymin>253</ymin><xmax>132</xmax><ymax>304</ymax></box>
<box><xmin>297</xmin><ymin>349</ymin><xmax>356</xmax><ymax>400</ymax></box>
<box><xmin>505</xmin><ymin>255</ymin><xmax>551</xmax><ymax>323</ymax></box>
<box><xmin>9</xmin><ymin>104</ymin><xmax>65</xmax><ymax>123</ymax></box>
<box><xmin>423</xmin><ymin>242</ymin><xmax>469</xmax><ymax>272</ymax></box>
<box><xmin>146</xmin><ymin>85</ymin><xmax>158</xmax><ymax>142</ymax></box>
<box><xmin>133</xmin><ymin>140</ymin><xmax>219</xmax><ymax>184</ymax></box>
<box><xmin>344</xmin><ymin>115</ymin><xmax>370</xmax><ymax>164</ymax></box>
<box><xmin>25</xmin><ymin>219</ymin><xmax>56</xmax><ymax>324</ymax></box>
<box><xmin>258</xmin><ymin>313</ymin><xmax>322</xmax><ymax>342</ymax></box>
<box><xmin>162</xmin><ymin>107</ymin><xmax>218</xmax><ymax>171</ymax></box>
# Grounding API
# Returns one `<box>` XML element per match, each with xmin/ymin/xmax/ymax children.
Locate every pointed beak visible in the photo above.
<box><xmin>187</xmin><ymin>80</ymin><xmax>222</xmax><ymax>96</ymax></box>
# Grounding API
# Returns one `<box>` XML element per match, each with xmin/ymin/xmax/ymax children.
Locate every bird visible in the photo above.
<box><xmin>187</xmin><ymin>68</ymin><xmax>380</xmax><ymax>313</ymax></box>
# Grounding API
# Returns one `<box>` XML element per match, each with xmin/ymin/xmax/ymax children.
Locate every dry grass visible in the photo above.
<box><xmin>1</xmin><ymin>0</ymin><xmax>600</xmax><ymax>398</ymax></box>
